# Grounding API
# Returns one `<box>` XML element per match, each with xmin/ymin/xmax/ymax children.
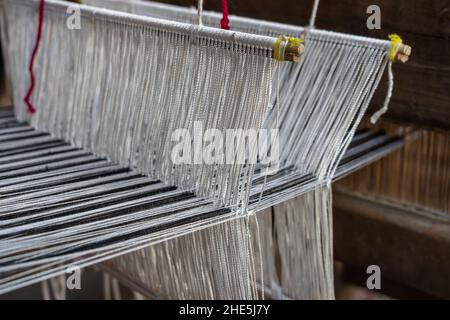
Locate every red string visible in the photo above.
<box><xmin>24</xmin><ymin>0</ymin><xmax>45</xmax><ymax>114</ymax></box>
<box><xmin>220</xmin><ymin>0</ymin><xmax>230</xmax><ymax>30</ymax></box>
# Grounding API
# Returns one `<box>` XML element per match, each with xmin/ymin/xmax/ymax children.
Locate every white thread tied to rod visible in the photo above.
<box><xmin>301</xmin><ymin>0</ymin><xmax>321</xmax><ymax>43</ymax></box>
<box><xmin>371</xmin><ymin>34</ymin><xmax>411</xmax><ymax>124</ymax></box>
<box><xmin>197</xmin><ymin>0</ymin><xmax>203</xmax><ymax>26</ymax></box>
<box><xmin>309</xmin><ymin>0</ymin><xmax>320</xmax><ymax>29</ymax></box>
<box><xmin>370</xmin><ymin>61</ymin><xmax>394</xmax><ymax>124</ymax></box>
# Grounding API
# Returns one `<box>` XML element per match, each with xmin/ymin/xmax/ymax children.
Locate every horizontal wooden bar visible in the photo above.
<box><xmin>333</xmin><ymin>190</ymin><xmax>450</xmax><ymax>299</ymax></box>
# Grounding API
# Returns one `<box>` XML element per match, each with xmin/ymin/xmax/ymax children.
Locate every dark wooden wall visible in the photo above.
<box><xmin>334</xmin><ymin>191</ymin><xmax>450</xmax><ymax>299</ymax></box>
<box><xmin>159</xmin><ymin>0</ymin><xmax>450</xmax><ymax>130</ymax></box>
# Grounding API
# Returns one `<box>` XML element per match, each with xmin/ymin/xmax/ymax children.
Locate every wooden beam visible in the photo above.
<box><xmin>160</xmin><ymin>0</ymin><xmax>450</xmax><ymax>130</ymax></box>
<box><xmin>333</xmin><ymin>190</ymin><xmax>450</xmax><ymax>299</ymax></box>
<box><xmin>340</xmin><ymin>263</ymin><xmax>437</xmax><ymax>299</ymax></box>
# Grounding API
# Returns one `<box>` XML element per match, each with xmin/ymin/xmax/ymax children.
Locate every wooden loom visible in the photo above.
<box><xmin>0</xmin><ymin>0</ymin><xmax>448</xmax><ymax>295</ymax></box>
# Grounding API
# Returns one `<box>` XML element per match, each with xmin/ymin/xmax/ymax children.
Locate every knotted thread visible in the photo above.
<box><xmin>273</xmin><ymin>36</ymin><xmax>303</xmax><ymax>61</ymax></box>
<box><xmin>370</xmin><ymin>34</ymin><xmax>402</xmax><ymax>123</ymax></box>
<box><xmin>308</xmin><ymin>0</ymin><xmax>320</xmax><ymax>29</ymax></box>
<box><xmin>388</xmin><ymin>33</ymin><xmax>403</xmax><ymax>62</ymax></box>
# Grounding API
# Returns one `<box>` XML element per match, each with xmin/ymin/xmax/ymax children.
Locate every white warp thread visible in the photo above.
<box><xmin>2</xmin><ymin>0</ymin><xmax>275</xmax><ymax>211</ymax></box>
<box><xmin>309</xmin><ymin>0</ymin><xmax>320</xmax><ymax>29</ymax></box>
<box><xmin>197</xmin><ymin>0</ymin><xmax>203</xmax><ymax>26</ymax></box>
<box><xmin>371</xmin><ymin>61</ymin><xmax>394</xmax><ymax>124</ymax></box>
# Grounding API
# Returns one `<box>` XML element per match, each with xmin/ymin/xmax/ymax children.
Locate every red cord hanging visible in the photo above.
<box><xmin>220</xmin><ymin>0</ymin><xmax>230</xmax><ymax>30</ymax></box>
<box><xmin>24</xmin><ymin>0</ymin><xmax>45</xmax><ymax>114</ymax></box>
